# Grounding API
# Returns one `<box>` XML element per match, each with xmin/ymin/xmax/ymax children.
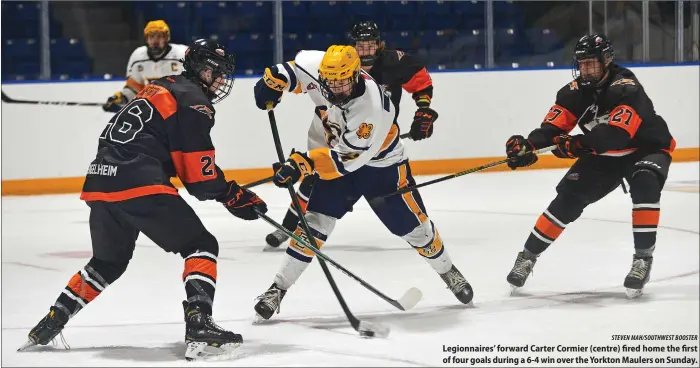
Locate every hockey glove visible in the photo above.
<box><xmin>505</xmin><ymin>135</ymin><xmax>538</xmax><ymax>170</ymax></box>
<box><xmin>102</xmin><ymin>92</ymin><xmax>126</xmax><ymax>113</ymax></box>
<box><xmin>254</xmin><ymin>67</ymin><xmax>286</xmax><ymax>110</ymax></box>
<box><xmin>272</xmin><ymin>150</ymin><xmax>314</xmax><ymax>188</ymax></box>
<box><xmin>219</xmin><ymin>181</ymin><xmax>268</xmax><ymax>220</ymax></box>
<box><xmin>409</xmin><ymin>107</ymin><xmax>438</xmax><ymax>140</ymax></box>
<box><xmin>552</xmin><ymin>134</ymin><xmax>591</xmax><ymax>159</ymax></box>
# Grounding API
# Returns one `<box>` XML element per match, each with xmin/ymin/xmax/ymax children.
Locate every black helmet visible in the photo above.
<box><xmin>183</xmin><ymin>39</ymin><xmax>236</xmax><ymax>104</ymax></box>
<box><xmin>349</xmin><ymin>21</ymin><xmax>381</xmax><ymax>66</ymax></box>
<box><xmin>571</xmin><ymin>34</ymin><xmax>615</xmax><ymax>87</ymax></box>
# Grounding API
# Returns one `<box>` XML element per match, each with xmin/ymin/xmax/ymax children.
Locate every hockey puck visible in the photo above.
<box><xmin>359</xmin><ymin>330</ymin><xmax>375</xmax><ymax>338</ymax></box>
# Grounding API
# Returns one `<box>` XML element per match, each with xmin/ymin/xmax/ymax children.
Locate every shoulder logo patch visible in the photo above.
<box><xmin>357</xmin><ymin>122</ymin><xmax>373</xmax><ymax>139</ymax></box>
<box><xmin>396</xmin><ymin>50</ymin><xmax>404</xmax><ymax>60</ymax></box>
<box><xmin>190</xmin><ymin>105</ymin><xmax>214</xmax><ymax>119</ymax></box>
<box><xmin>610</xmin><ymin>78</ymin><xmax>636</xmax><ymax>87</ymax></box>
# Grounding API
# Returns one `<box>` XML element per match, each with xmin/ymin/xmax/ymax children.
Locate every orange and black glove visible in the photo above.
<box><xmin>552</xmin><ymin>134</ymin><xmax>591</xmax><ymax>159</ymax></box>
<box><xmin>409</xmin><ymin>107</ymin><xmax>438</xmax><ymax>140</ymax></box>
<box><xmin>218</xmin><ymin>181</ymin><xmax>267</xmax><ymax>220</ymax></box>
<box><xmin>505</xmin><ymin>135</ymin><xmax>538</xmax><ymax>170</ymax></box>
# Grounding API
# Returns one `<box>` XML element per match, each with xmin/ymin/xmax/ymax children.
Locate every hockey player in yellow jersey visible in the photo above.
<box><xmin>252</xmin><ymin>45</ymin><xmax>474</xmax><ymax>321</ymax></box>
<box><xmin>102</xmin><ymin>20</ymin><xmax>188</xmax><ymax>113</ymax></box>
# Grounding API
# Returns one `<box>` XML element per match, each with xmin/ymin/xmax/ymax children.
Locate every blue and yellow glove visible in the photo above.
<box><xmin>254</xmin><ymin>66</ymin><xmax>286</xmax><ymax>110</ymax></box>
<box><xmin>272</xmin><ymin>150</ymin><xmax>314</xmax><ymax>188</ymax></box>
<box><xmin>102</xmin><ymin>91</ymin><xmax>126</xmax><ymax>113</ymax></box>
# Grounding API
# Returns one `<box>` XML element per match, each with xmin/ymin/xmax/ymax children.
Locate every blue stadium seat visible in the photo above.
<box><xmin>4</xmin><ymin>39</ymin><xmax>40</xmax><ymax>59</ymax></box>
<box><xmin>422</xmin><ymin>12</ymin><xmax>461</xmax><ymax>31</ymax></box>
<box><xmin>418</xmin><ymin>1</ymin><xmax>452</xmax><ymax>16</ymax></box>
<box><xmin>382</xmin><ymin>31</ymin><xmax>413</xmax><ymax>51</ymax></box>
<box><xmin>345</xmin><ymin>1</ymin><xmax>384</xmax><ymax>19</ymax></box>
<box><xmin>282</xmin><ymin>1</ymin><xmax>308</xmax><ymax>18</ymax></box>
<box><xmin>494</xmin><ymin>28</ymin><xmax>519</xmax><ymax>56</ymax></box>
<box><xmin>416</xmin><ymin>31</ymin><xmax>451</xmax><ymax>51</ymax></box>
<box><xmin>50</xmin><ymin>38</ymin><xmax>87</xmax><ymax>59</ymax></box>
<box><xmin>311</xmin><ymin>1</ymin><xmax>345</xmax><ymax>18</ymax></box>
<box><xmin>227</xmin><ymin>33</ymin><xmax>269</xmax><ymax>54</ymax></box>
<box><xmin>384</xmin><ymin>0</ymin><xmax>415</xmax><ymax>16</ymax></box>
<box><xmin>526</xmin><ymin>28</ymin><xmax>561</xmax><ymax>55</ymax></box>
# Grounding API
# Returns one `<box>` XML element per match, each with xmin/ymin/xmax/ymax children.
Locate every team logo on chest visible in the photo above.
<box><xmin>357</xmin><ymin>122</ymin><xmax>374</xmax><ymax>139</ymax></box>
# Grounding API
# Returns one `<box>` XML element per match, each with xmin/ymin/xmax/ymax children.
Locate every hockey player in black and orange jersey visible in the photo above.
<box><xmin>19</xmin><ymin>39</ymin><xmax>268</xmax><ymax>361</ymax></box>
<box><xmin>263</xmin><ymin>20</ymin><xmax>439</xmax><ymax>248</ymax></box>
<box><xmin>504</xmin><ymin>34</ymin><xmax>675</xmax><ymax>298</ymax></box>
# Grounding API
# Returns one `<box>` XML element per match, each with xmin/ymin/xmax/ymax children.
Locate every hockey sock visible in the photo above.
<box><xmin>275</xmin><ymin>212</ymin><xmax>333</xmax><ymax>289</ymax></box>
<box><xmin>404</xmin><ymin>221</ymin><xmax>452</xmax><ymax>274</ymax></box>
<box><xmin>630</xmin><ymin>170</ymin><xmax>662</xmax><ymax>256</ymax></box>
<box><xmin>183</xmin><ymin>250</ymin><xmax>217</xmax><ymax>315</ymax></box>
<box><xmin>53</xmin><ymin>257</ymin><xmax>127</xmax><ymax>319</ymax></box>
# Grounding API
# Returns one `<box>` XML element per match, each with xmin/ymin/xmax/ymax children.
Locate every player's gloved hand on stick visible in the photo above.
<box><xmin>552</xmin><ymin>134</ymin><xmax>590</xmax><ymax>159</ymax></box>
<box><xmin>102</xmin><ymin>92</ymin><xmax>126</xmax><ymax>113</ymax></box>
<box><xmin>218</xmin><ymin>181</ymin><xmax>267</xmax><ymax>220</ymax></box>
<box><xmin>254</xmin><ymin>67</ymin><xmax>286</xmax><ymax>110</ymax></box>
<box><xmin>505</xmin><ymin>135</ymin><xmax>538</xmax><ymax>170</ymax></box>
<box><xmin>272</xmin><ymin>150</ymin><xmax>314</xmax><ymax>188</ymax></box>
<box><xmin>409</xmin><ymin>107</ymin><xmax>438</xmax><ymax>140</ymax></box>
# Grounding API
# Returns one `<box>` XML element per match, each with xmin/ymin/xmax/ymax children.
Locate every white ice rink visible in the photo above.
<box><xmin>2</xmin><ymin>163</ymin><xmax>699</xmax><ymax>367</ymax></box>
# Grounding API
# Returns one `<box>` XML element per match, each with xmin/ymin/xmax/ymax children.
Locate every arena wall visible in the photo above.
<box><xmin>2</xmin><ymin>64</ymin><xmax>697</xmax><ymax>195</ymax></box>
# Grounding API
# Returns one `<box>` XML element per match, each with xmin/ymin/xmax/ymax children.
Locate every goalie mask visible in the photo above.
<box><xmin>318</xmin><ymin>45</ymin><xmax>362</xmax><ymax>107</ymax></box>
<box><xmin>182</xmin><ymin>39</ymin><xmax>236</xmax><ymax>104</ymax></box>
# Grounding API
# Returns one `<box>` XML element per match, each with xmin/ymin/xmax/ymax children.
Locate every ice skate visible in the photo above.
<box><xmin>253</xmin><ymin>283</ymin><xmax>287</xmax><ymax>323</ymax></box>
<box><xmin>506</xmin><ymin>251</ymin><xmax>537</xmax><ymax>293</ymax></box>
<box><xmin>624</xmin><ymin>255</ymin><xmax>653</xmax><ymax>299</ymax></box>
<box><xmin>183</xmin><ymin>301</ymin><xmax>243</xmax><ymax>361</ymax></box>
<box><xmin>439</xmin><ymin>265</ymin><xmax>474</xmax><ymax>305</ymax></box>
<box><xmin>264</xmin><ymin>229</ymin><xmax>289</xmax><ymax>251</ymax></box>
<box><xmin>17</xmin><ymin>307</ymin><xmax>70</xmax><ymax>352</ymax></box>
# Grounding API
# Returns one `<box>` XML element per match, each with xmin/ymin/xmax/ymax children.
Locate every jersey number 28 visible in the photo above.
<box><xmin>100</xmin><ymin>99</ymin><xmax>153</xmax><ymax>144</ymax></box>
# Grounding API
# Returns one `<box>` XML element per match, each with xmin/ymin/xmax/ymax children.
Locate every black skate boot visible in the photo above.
<box><xmin>506</xmin><ymin>251</ymin><xmax>537</xmax><ymax>291</ymax></box>
<box><xmin>439</xmin><ymin>265</ymin><xmax>474</xmax><ymax>305</ymax></box>
<box><xmin>183</xmin><ymin>301</ymin><xmax>243</xmax><ymax>361</ymax></box>
<box><xmin>18</xmin><ymin>307</ymin><xmax>70</xmax><ymax>351</ymax></box>
<box><xmin>623</xmin><ymin>255</ymin><xmax>653</xmax><ymax>299</ymax></box>
<box><xmin>264</xmin><ymin>229</ymin><xmax>289</xmax><ymax>250</ymax></box>
<box><xmin>253</xmin><ymin>283</ymin><xmax>287</xmax><ymax>322</ymax></box>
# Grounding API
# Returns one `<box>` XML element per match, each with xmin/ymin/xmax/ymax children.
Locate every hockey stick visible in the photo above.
<box><xmin>241</xmin><ymin>133</ymin><xmax>412</xmax><ymax>190</ymax></box>
<box><xmin>255</xmin><ymin>209</ymin><xmax>422</xmax><ymax>312</ymax></box>
<box><xmin>1</xmin><ymin>90</ymin><xmax>103</xmax><ymax>107</ymax></box>
<box><xmin>369</xmin><ymin>145</ymin><xmax>557</xmax><ymax>207</ymax></box>
<box><xmin>265</xmin><ymin>105</ymin><xmax>392</xmax><ymax>338</ymax></box>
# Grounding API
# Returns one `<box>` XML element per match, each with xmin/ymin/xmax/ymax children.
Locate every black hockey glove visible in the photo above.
<box><xmin>409</xmin><ymin>107</ymin><xmax>438</xmax><ymax>140</ymax></box>
<box><xmin>254</xmin><ymin>67</ymin><xmax>285</xmax><ymax>110</ymax></box>
<box><xmin>272</xmin><ymin>150</ymin><xmax>314</xmax><ymax>188</ymax></box>
<box><xmin>505</xmin><ymin>135</ymin><xmax>538</xmax><ymax>170</ymax></box>
<box><xmin>103</xmin><ymin>92</ymin><xmax>126</xmax><ymax>113</ymax></box>
<box><xmin>218</xmin><ymin>181</ymin><xmax>267</xmax><ymax>220</ymax></box>
<box><xmin>552</xmin><ymin>134</ymin><xmax>591</xmax><ymax>158</ymax></box>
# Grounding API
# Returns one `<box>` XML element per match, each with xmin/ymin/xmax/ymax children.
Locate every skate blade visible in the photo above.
<box><xmin>17</xmin><ymin>339</ymin><xmax>38</xmax><ymax>352</ymax></box>
<box><xmin>185</xmin><ymin>341</ymin><xmax>243</xmax><ymax>361</ymax></box>
<box><xmin>625</xmin><ymin>288</ymin><xmax>644</xmax><ymax>299</ymax></box>
<box><xmin>251</xmin><ymin>312</ymin><xmax>270</xmax><ymax>325</ymax></box>
<box><xmin>509</xmin><ymin>284</ymin><xmax>520</xmax><ymax>296</ymax></box>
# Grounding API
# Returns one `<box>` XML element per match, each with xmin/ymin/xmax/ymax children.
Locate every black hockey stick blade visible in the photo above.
<box><xmin>255</xmin><ymin>209</ymin><xmax>423</xmax><ymax>312</ymax></box>
<box><xmin>1</xmin><ymin>90</ymin><xmax>102</xmax><ymax>106</ymax></box>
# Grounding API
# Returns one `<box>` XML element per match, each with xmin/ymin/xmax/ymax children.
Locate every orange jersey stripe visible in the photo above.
<box><xmin>67</xmin><ymin>272</ymin><xmax>101</xmax><ymax>302</ymax></box>
<box><xmin>183</xmin><ymin>257</ymin><xmax>217</xmax><ymax>281</ymax></box>
<box><xmin>608</xmin><ymin>105</ymin><xmax>642</xmax><ymax>138</ymax></box>
<box><xmin>543</xmin><ymin>104</ymin><xmax>577</xmax><ymax>133</ymax></box>
<box><xmin>632</xmin><ymin>209</ymin><xmax>660</xmax><ymax>226</ymax></box>
<box><xmin>125</xmin><ymin>77</ymin><xmax>145</xmax><ymax>93</ymax></box>
<box><xmin>402</xmin><ymin>67</ymin><xmax>433</xmax><ymax>94</ymax></box>
<box><xmin>135</xmin><ymin>84</ymin><xmax>178</xmax><ymax>120</ymax></box>
<box><xmin>289</xmin><ymin>226</ymin><xmax>324</xmax><ymax>257</ymax></box>
<box><xmin>80</xmin><ymin>184</ymin><xmax>178</xmax><ymax>202</ymax></box>
<box><xmin>534</xmin><ymin>214</ymin><xmax>564</xmax><ymax>240</ymax></box>
<box><xmin>171</xmin><ymin>150</ymin><xmax>217</xmax><ymax>184</ymax></box>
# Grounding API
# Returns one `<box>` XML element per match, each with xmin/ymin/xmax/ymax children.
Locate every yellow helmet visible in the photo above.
<box><xmin>144</xmin><ymin>20</ymin><xmax>171</xmax><ymax>40</ymax></box>
<box><xmin>319</xmin><ymin>45</ymin><xmax>361</xmax><ymax>81</ymax></box>
<box><xmin>318</xmin><ymin>45</ymin><xmax>361</xmax><ymax>106</ymax></box>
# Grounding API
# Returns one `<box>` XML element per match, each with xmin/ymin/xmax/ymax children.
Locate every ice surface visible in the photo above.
<box><xmin>2</xmin><ymin>163</ymin><xmax>698</xmax><ymax>366</ymax></box>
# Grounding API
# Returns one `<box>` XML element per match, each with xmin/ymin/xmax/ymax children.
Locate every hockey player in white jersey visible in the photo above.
<box><xmin>102</xmin><ymin>20</ymin><xmax>188</xmax><ymax>113</ymax></box>
<box><xmin>251</xmin><ymin>45</ymin><xmax>474</xmax><ymax>321</ymax></box>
